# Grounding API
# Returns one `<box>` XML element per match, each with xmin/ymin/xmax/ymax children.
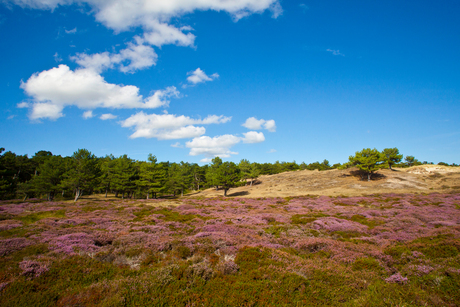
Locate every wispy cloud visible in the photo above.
<box><xmin>53</xmin><ymin>52</ymin><xmax>62</xmax><ymax>62</ymax></box>
<box><xmin>100</xmin><ymin>113</ymin><xmax>117</xmax><ymax>120</ymax></box>
<box><xmin>326</xmin><ymin>49</ymin><xmax>345</xmax><ymax>56</ymax></box>
<box><xmin>171</xmin><ymin>142</ymin><xmax>183</xmax><ymax>148</ymax></box>
<box><xmin>268</xmin><ymin>149</ymin><xmax>277</xmax><ymax>153</ymax></box>
<box><xmin>65</xmin><ymin>27</ymin><xmax>77</xmax><ymax>34</ymax></box>
<box><xmin>299</xmin><ymin>4</ymin><xmax>309</xmax><ymax>11</ymax></box>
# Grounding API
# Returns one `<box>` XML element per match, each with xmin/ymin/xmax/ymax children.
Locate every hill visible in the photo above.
<box><xmin>190</xmin><ymin>165</ymin><xmax>460</xmax><ymax>198</ymax></box>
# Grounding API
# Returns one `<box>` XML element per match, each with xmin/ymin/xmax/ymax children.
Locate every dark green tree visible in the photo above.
<box><xmin>404</xmin><ymin>155</ymin><xmax>420</xmax><ymax>167</ymax></box>
<box><xmin>216</xmin><ymin>162</ymin><xmax>242</xmax><ymax>197</ymax></box>
<box><xmin>348</xmin><ymin>148</ymin><xmax>385</xmax><ymax>181</ymax></box>
<box><xmin>205</xmin><ymin>157</ymin><xmax>223</xmax><ymax>190</ymax></box>
<box><xmin>112</xmin><ymin>155</ymin><xmax>136</xmax><ymax>199</ymax></box>
<box><xmin>32</xmin><ymin>155</ymin><xmax>66</xmax><ymax>201</ymax></box>
<box><xmin>62</xmin><ymin>149</ymin><xmax>100</xmax><ymax>201</ymax></box>
<box><xmin>238</xmin><ymin>159</ymin><xmax>251</xmax><ymax>186</ymax></box>
<box><xmin>99</xmin><ymin>155</ymin><xmax>116</xmax><ymax>198</ymax></box>
<box><xmin>382</xmin><ymin>148</ymin><xmax>403</xmax><ymax>170</ymax></box>
<box><xmin>137</xmin><ymin>154</ymin><xmax>167</xmax><ymax>199</ymax></box>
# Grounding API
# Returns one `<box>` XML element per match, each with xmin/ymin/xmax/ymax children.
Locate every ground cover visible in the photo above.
<box><xmin>0</xmin><ymin>193</ymin><xmax>459</xmax><ymax>306</ymax></box>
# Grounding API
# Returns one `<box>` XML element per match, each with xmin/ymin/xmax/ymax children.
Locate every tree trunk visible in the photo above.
<box><xmin>122</xmin><ymin>192</ymin><xmax>124</xmax><ymax>199</ymax></box>
<box><xmin>215</xmin><ymin>186</ymin><xmax>218</xmax><ymax>191</ymax></box>
<box><xmin>23</xmin><ymin>194</ymin><xmax>28</xmax><ymax>201</ymax></box>
<box><xmin>224</xmin><ymin>189</ymin><xmax>228</xmax><ymax>197</ymax></box>
<box><xmin>105</xmin><ymin>189</ymin><xmax>108</xmax><ymax>198</ymax></box>
<box><xmin>181</xmin><ymin>188</ymin><xmax>183</xmax><ymax>197</ymax></box>
<box><xmin>250</xmin><ymin>179</ymin><xmax>253</xmax><ymax>187</ymax></box>
<box><xmin>115</xmin><ymin>191</ymin><xmax>118</xmax><ymax>197</ymax></box>
<box><xmin>147</xmin><ymin>192</ymin><xmax>149</xmax><ymax>199</ymax></box>
<box><xmin>62</xmin><ymin>190</ymin><xmax>65</xmax><ymax>197</ymax></box>
<box><xmin>74</xmin><ymin>189</ymin><xmax>80</xmax><ymax>202</ymax></box>
<box><xmin>47</xmin><ymin>193</ymin><xmax>51</xmax><ymax>201</ymax></box>
<box><xmin>367</xmin><ymin>173</ymin><xmax>371</xmax><ymax>182</ymax></box>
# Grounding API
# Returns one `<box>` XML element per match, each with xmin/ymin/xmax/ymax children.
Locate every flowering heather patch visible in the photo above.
<box><xmin>0</xmin><ymin>194</ymin><xmax>459</xmax><ymax>306</ymax></box>
<box><xmin>19</xmin><ymin>260</ymin><xmax>50</xmax><ymax>278</ymax></box>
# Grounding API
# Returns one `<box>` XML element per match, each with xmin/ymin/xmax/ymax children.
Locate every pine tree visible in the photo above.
<box><xmin>382</xmin><ymin>148</ymin><xmax>403</xmax><ymax>170</ymax></box>
<box><xmin>348</xmin><ymin>148</ymin><xmax>385</xmax><ymax>181</ymax></box>
<box><xmin>216</xmin><ymin>162</ymin><xmax>241</xmax><ymax>197</ymax></box>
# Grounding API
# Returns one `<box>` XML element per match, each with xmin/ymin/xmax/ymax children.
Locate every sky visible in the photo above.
<box><xmin>1</xmin><ymin>0</ymin><xmax>459</xmax><ymax>165</ymax></box>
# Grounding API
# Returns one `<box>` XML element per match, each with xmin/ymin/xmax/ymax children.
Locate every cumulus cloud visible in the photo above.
<box><xmin>120</xmin><ymin>111</ymin><xmax>231</xmax><ymax>140</ymax></box>
<box><xmin>326</xmin><ymin>49</ymin><xmax>345</xmax><ymax>56</ymax></box>
<box><xmin>186</xmin><ymin>135</ymin><xmax>241</xmax><ymax>158</ymax></box>
<box><xmin>100</xmin><ymin>113</ymin><xmax>117</xmax><ymax>120</ymax></box>
<box><xmin>82</xmin><ymin>110</ymin><xmax>94</xmax><ymax>119</ymax></box>
<box><xmin>71</xmin><ymin>37</ymin><xmax>157</xmax><ymax>73</ymax></box>
<box><xmin>242</xmin><ymin>117</ymin><xmax>276</xmax><ymax>132</ymax></box>
<box><xmin>185</xmin><ymin>131</ymin><xmax>265</xmax><ymax>159</ymax></box>
<box><xmin>242</xmin><ymin>131</ymin><xmax>265</xmax><ymax>143</ymax></box>
<box><xmin>8</xmin><ymin>0</ymin><xmax>281</xmax><ymax>49</ymax></box>
<box><xmin>20</xmin><ymin>65</ymin><xmax>179</xmax><ymax>120</ymax></box>
<box><xmin>185</xmin><ymin>68</ymin><xmax>219</xmax><ymax>87</ymax></box>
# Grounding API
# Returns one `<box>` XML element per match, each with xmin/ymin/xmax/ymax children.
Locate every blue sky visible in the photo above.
<box><xmin>1</xmin><ymin>0</ymin><xmax>459</xmax><ymax>164</ymax></box>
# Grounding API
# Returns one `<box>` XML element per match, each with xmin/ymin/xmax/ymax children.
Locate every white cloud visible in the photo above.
<box><xmin>8</xmin><ymin>0</ymin><xmax>281</xmax><ymax>48</ymax></box>
<box><xmin>186</xmin><ymin>135</ymin><xmax>241</xmax><ymax>158</ymax></box>
<box><xmin>186</xmin><ymin>131</ymin><xmax>266</xmax><ymax>159</ymax></box>
<box><xmin>120</xmin><ymin>112</ymin><xmax>231</xmax><ymax>140</ymax></box>
<box><xmin>326</xmin><ymin>49</ymin><xmax>345</xmax><ymax>56</ymax></box>
<box><xmin>171</xmin><ymin>142</ymin><xmax>183</xmax><ymax>148</ymax></box>
<box><xmin>71</xmin><ymin>37</ymin><xmax>157</xmax><ymax>73</ymax></box>
<box><xmin>143</xmin><ymin>20</ymin><xmax>195</xmax><ymax>47</ymax></box>
<box><xmin>242</xmin><ymin>131</ymin><xmax>265</xmax><ymax>143</ymax></box>
<box><xmin>100</xmin><ymin>113</ymin><xmax>117</xmax><ymax>120</ymax></box>
<box><xmin>82</xmin><ymin>110</ymin><xmax>94</xmax><ymax>119</ymax></box>
<box><xmin>268</xmin><ymin>149</ymin><xmax>276</xmax><ymax>153</ymax></box>
<box><xmin>7</xmin><ymin>115</ymin><xmax>15</xmax><ymax>120</ymax></box>
<box><xmin>263</xmin><ymin>119</ymin><xmax>276</xmax><ymax>132</ymax></box>
<box><xmin>53</xmin><ymin>52</ymin><xmax>62</xmax><ymax>62</ymax></box>
<box><xmin>242</xmin><ymin>117</ymin><xmax>276</xmax><ymax>132</ymax></box>
<box><xmin>200</xmin><ymin>158</ymin><xmax>212</xmax><ymax>163</ymax></box>
<box><xmin>19</xmin><ymin>65</ymin><xmax>179</xmax><ymax>120</ymax></box>
<box><xmin>185</xmin><ymin>68</ymin><xmax>219</xmax><ymax>86</ymax></box>
<box><xmin>17</xmin><ymin>102</ymin><xmax>29</xmax><ymax>108</ymax></box>
<box><xmin>65</xmin><ymin>27</ymin><xmax>77</xmax><ymax>34</ymax></box>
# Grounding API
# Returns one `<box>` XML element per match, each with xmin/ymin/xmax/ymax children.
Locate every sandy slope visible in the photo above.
<box><xmin>188</xmin><ymin>165</ymin><xmax>460</xmax><ymax>198</ymax></box>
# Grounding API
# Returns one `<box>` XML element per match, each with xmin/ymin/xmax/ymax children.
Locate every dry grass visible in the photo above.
<box><xmin>190</xmin><ymin>165</ymin><xmax>460</xmax><ymax>198</ymax></box>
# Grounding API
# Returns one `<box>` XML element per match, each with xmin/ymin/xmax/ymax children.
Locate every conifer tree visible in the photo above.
<box><xmin>382</xmin><ymin>148</ymin><xmax>403</xmax><ymax>170</ymax></box>
<box><xmin>348</xmin><ymin>148</ymin><xmax>385</xmax><ymax>181</ymax></box>
<box><xmin>216</xmin><ymin>162</ymin><xmax>241</xmax><ymax>197</ymax></box>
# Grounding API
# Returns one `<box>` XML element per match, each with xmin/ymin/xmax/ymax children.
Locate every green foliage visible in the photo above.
<box><xmin>291</xmin><ymin>213</ymin><xmax>328</xmax><ymax>224</ymax></box>
<box><xmin>348</xmin><ymin>148</ymin><xmax>385</xmax><ymax>181</ymax></box>
<box><xmin>16</xmin><ymin>209</ymin><xmax>66</xmax><ymax>225</ymax></box>
<box><xmin>382</xmin><ymin>147</ymin><xmax>403</xmax><ymax>170</ymax></box>
<box><xmin>352</xmin><ymin>257</ymin><xmax>382</xmax><ymax>271</ymax></box>
<box><xmin>216</xmin><ymin>161</ymin><xmax>242</xmax><ymax>196</ymax></box>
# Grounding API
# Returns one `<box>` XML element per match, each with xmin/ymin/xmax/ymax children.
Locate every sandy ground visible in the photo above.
<box><xmin>187</xmin><ymin>165</ymin><xmax>460</xmax><ymax>198</ymax></box>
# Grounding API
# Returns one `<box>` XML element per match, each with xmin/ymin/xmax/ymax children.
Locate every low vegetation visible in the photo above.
<box><xmin>1</xmin><ymin>193</ymin><xmax>459</xmax><ymax>306</ymax></box>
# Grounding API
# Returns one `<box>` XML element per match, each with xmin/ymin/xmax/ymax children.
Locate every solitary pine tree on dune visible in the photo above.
<box><xmin>382</xmin><ymin>148</ymin><xmax>403</xmax><ymax>170</ymax></box>
<box><xmin>348</xmin><ymin>148</ymin><xmax>385</xmax><ymax>181</ymax></box>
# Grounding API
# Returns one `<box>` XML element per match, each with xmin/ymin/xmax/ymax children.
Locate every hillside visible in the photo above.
<box><xmin>190</xmin><ymin>165</ymin><xmax>460</xmax><ymax>198</ymax></box>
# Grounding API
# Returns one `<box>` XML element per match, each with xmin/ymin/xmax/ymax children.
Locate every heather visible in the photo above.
<box><xmin>0</xmin><ymin>193</ymin><xmax>459</xmax><ymax>306</ymax></box>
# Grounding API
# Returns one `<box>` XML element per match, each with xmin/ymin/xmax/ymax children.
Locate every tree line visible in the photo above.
<box><xmin>0</xmin><ymin>147</ymin><xmax>457</xmax><ymax>200</ymax></box>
